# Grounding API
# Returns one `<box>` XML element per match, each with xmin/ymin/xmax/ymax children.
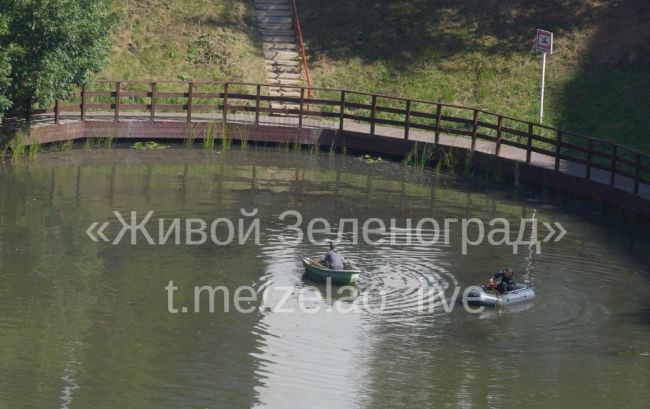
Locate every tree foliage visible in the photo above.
<box><xmin>0</xmin><ymin>0</ymin><xmax>115</xmax><ymax>114</ymax></box>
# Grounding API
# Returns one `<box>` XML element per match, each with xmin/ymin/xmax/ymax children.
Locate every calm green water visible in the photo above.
<box><xmin>0</xmin><ymin>146</ymin><xmax>648</xmax><ymax>409</ymax></box>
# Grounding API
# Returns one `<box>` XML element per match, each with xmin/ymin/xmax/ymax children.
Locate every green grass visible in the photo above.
<box><xmin>297</xmin><ymin>0</ymin><xmax>650</xmax><ymax>152</ymax></box>
<box><xmin>98</xmin><ymin>0</ymin><xmax>266</xmax><ymax>83</ymax></box>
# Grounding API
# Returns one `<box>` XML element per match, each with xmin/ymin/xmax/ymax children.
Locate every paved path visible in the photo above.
<box><xmin>255</xmin><ymin>0</ymin><xmax>303</xmax><ymax>109</ymax></box>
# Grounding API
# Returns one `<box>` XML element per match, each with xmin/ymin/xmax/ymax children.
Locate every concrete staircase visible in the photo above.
<box><xmin>255</xmin><ymin>0</ymin><xmax>303</xmax><ymax>110</ymax></box>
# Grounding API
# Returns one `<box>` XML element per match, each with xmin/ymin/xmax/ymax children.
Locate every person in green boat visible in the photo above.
<box><xmin>321</xmin><ymin>242</ymin><xmax>344</xmax><ymax>270</ymax></box>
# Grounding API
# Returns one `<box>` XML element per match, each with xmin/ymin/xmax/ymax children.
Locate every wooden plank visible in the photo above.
<box><xmin>187</xmin><ymin>82</ymin><xmax>193</xmax><ymax>122</ymax></box>
<box><xmin>370</xmin><ymin>95</ymin><xmax>377</xmax><ymax>137</ymax></box>
<box><xmin>150</xmin><ymin>82</ymin><xmax>157</xmax><ymax>122</ymax></box>
<box><xmin>634</xmin><ymin>153</ymin><xmax>641</xmax><ymax>194</ymax></box>
<box><xmin>54</xmin><ymin>99</ymin><xmax>60</xmax><ymax>124</ymax></box>
<box><xmin>471</xmin><ymin>109</ymin><xmax>479</xmax><ymax>150</ymax></box>
<box><xmin>223</xmin><ymin>83</ymin><xmax>229</xmax><ymax>124</ymax></box>
<box><xmin>114</xmin><ymin>81</ymin><xmax>121</xmax><ymax>122</ymax></box>
<box><xmin>555</xmin><ymin>130</ymin><xmax>561</xmax><ymax>171</ymax></box>
<box><xmin>255</xmin><ymin>85</ymin><xmax>261</xmax><ymax>126</ymax></box>
<box><xmin>404</xmin><ymin>99</ymin><xmax>411</xmax><ymax>140</ymax></box>
<box><xmin>339</xmin><ymin>91</ymin><xmax>345</xmax><ymax>132</ymax></box>
<box><xmin>495</xmin><ymin>115</ymin><xmax>503</xmax><ymax>156</ymax></box>
<box><xmin>526</xmin><ymin>123</ymin><xmax>533</xmax><ymax>164</ymax></box>
<box><xmin>299</xmin><ymin>88</ymin><xmax>304</xmax><ymax>128</ymax></box>
<box><xmin>81</xmin><ymin>83</ymin><xmax>87</xmax><ymax>121</ymax></box>
<box><xmin>434</xmin><ymin>104</ymin><xmax>442</xmax><ymax>144</ymax></box>
<box><xmin>610</xmin><ymin>145</ymin><xmax>617</xmax><ymax>185</ymax></box>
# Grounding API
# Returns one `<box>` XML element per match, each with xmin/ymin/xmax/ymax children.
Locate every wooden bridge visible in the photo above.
<box><xmin>6</xmin><ymin>80</ymin><xmax>650</xmax><ymax>217</ymax></box>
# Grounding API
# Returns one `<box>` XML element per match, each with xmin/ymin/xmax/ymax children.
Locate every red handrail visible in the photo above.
<box><xmin>289</xmin><ymin>0</ymin><xmax>313</xmax><ymax>99</ymax></box>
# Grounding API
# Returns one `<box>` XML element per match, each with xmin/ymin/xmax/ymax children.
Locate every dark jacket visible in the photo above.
<box><xmin>494</xmin><ymin>270</ymin><xmax>515</xmax><ymax>293</ymax></box>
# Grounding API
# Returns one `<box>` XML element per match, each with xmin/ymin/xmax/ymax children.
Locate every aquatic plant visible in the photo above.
<box><xmin>220</xmin><ymin>123</ymin><xmax>237</xmax><ymax>150</ymax></box>
<box><xmin>132</xmin><ymin>141</ymin><xmax>168</xmax><ymax>150</ymax></box>
<box><xmin>57</xmin><ymin>139</ymin><xmax>74</xmax><ymax>152</ymax></box>
<box><xmin>417</xmin><ymin>143</ymin><xmax>434</xmax><ymax>169</ymax></box>
<box><xmin>361</xmin><ymin>154</ymin><xmax>383</xmax><ymax>164</ymax></box>
<box><xmin>436</xmin><ymin>148</ymin><xmax>457</xmax><ymax>173</ymax></box>
<box><xmin>463</xmin><ymin>149</ymin><xmax>474</xmax><ymax>177</ymax></box>
<box><xmin>185</xmin><ymin>123</ymin><xmax>199</xmax><ymax>149</ymax></box>
<box><xmin>28</xmin><ymin>138</ymin><xmax>41</xmax><ymax>159</ymax></box>
<box><xmin>10</xmin><ymin>130</ymin><xmax>26</xmax><ymax>162</ymax></box>
<box><xmin>203</xmin><ymin>122</ymin><xmax>216</xmax><ymax>151</ymax></box>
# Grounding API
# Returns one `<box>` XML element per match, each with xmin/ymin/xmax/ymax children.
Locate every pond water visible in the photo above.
<box><xmin>0</xmin><ymin>146</ymin><xmax>648</xmax><ymax>409</ymax></box>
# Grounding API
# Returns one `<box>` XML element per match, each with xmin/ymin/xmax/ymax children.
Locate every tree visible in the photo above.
<box><xmin>0</xmin><ymin>0</ymin><xmax>115</xmax><ymax>116</ymax></box>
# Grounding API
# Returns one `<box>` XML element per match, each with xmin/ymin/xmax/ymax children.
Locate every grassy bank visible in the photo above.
<box><xmin>296</xmin><ymin>0</ymin><xmax>649</xmax><ymax>151</ymax></box>
<box><xmin>98</xmin><ymin>0</ymin><xmax>266</xmax><ymax>82</ymax></box>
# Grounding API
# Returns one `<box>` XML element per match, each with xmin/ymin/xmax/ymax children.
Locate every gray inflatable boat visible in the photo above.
<box><xmin>466</xmin><ymin>283</ymin><xmax>535</xmax><ymax>307</ymax></box>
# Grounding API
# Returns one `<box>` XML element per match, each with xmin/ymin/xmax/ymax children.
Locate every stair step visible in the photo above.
<box><xmin>267</xmin><ymin>72</ymin><xmax>301</xmax><ymax>80</ymax></box>
<box><xmin>269</xmin><ymin>78</ymin><xmax>303</xmax><ymax>85</ymax></box>
<box><xmin>266</xmin><ymin>65</ymin><xmax>300</xmax><ymax>74</ymax></box>
<box><xmin>261</xmin><ymin>35</ymin><xmax>297</xmax><ymax>43</ymax></box>
<box><xmin>266</xmin><ymin>58</ymin><xmax>299</xmax><ymax>66</ymax></box>
<box><xmin>269</xmin><ymin>89</ymin><xmax>300</xmax><ymax>98</ymax></box>
<box><xmin>256</xmin><ymin>11</ymin><xmax>291</xmax><ymax>19</ymax></box>
<box><xmin>257</xmin><ymin>21</ymin><xmax>293</xmax><ymax>33</ymax></box>
<box><xmin>256</xmin><ymin>0</ymin><xmax>289</xmax><ymax>4</ymax></box>
<box><xmin>263</xmin><ymin>42</ymin><xmax>297</xmax><ymax>50</ymax></box>
<box><xmin>260</xmin><ymin>29</ymin><xmax>296</xmax><ymax>36</ymax></box>
<box><xmin>257</xmin><ymin>16</ymin><xmax>292</xmax><ymax>24</ymax></box>
<box><xmin>256</xmin><ymin>4</ymin><xmax>290</xmax><ymax>11</ymax></box>
<box><xmin>264</xmin><ymin>50</ymin><xmax>299</xmax><ymax>60</ymax></box>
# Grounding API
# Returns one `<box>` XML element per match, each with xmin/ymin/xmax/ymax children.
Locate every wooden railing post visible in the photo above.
<box><xmin>54</xmin><ymin>99</ymin><xmax>60</xmax><ymax>124</ymax></box>
<box><xmin>223</xmin><ymin>82</ymin><xmax>229</xmax><ymax>124</ymax></box>
<box><xmin>404</xmin><ymin>99</ymin><xmax>411</xmax><ymax>140</ymax></box>
<box><xmin>114</xmin><ymin>81</ymin><xmax>121</xmax><ymax>122</ymax></box>
<box><xmin>434</xmin><ymin>103</ymin><xmax>442</xmax><ymax>145</ymax></box>
<box><xmin>610</xmin><ymin>145</ymin><xmax>617</xmax><ymax>185</ymax></box>
<box><xmin>526</xmin><ymin>123</ymin><xmax>533</xmax><ymax>164</ymax></box>
<box><xmin>495</xmin><ymin>115</ymin><xmax>503</xmax><ymax>156</ymax></box>
<box><xmin>586</xmin><ymin>139</ymin><xmax>593</xmax><ymax>179</ymax></box>
<box><xmin>554</xmin><ymin>130</ymin><xmax>562</xmax><ymax>171</ymax></box>
<box><xmin>186</xmin><ymin>82</ymin><xmax>193</xmax><ymax>122</ymax></box>
<box><xmin>80</xmin><ymin>83</ymin><xmax>86</xmax><ymax>121</ymax></box>
<box><xmin>370</xmin><ymin>95</ymin><xmax>377</xmax><ymax>137</ymax></box>
<box><xmin>299</xmin><ymin>87</ymin><xmax>304</xmax><ymax>128</ymax></box>
<box><xmin>150</xmin><ymin>82</ymin><xmax>157</xmax><ymax>122</ymax></box>
<box><xmin>339</xmin><ymin>90</ymin><xmax>345</xmax><ymax>133</ymax></box>
<box><xmin>471</xmin><ymin>109</ymin><xmax>479</xmax><ymax>150</ymax></box>
<box><xmin>255</xmin><ymin>85</ymin><xmax>261</xmax><ymax>126</ymax></box>
<box><xmin>634</xmin><ymin>153</ymin><xmax>641</xmax><ymax>195</ymax></box>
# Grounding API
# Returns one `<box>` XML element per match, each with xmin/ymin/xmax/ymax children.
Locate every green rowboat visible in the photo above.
<box><xmin>302</xmin><ymin>257</ymin><xmax>361</xmax><ymax>285</ymax></box>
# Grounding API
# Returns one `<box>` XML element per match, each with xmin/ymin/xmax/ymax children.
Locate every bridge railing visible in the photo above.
<box><xmin>12</xmin><ymin>80</ymin><xmax>650</xmax><ymax>197</ymax></box>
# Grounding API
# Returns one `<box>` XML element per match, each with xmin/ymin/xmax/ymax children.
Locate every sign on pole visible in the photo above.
<box><xmin>536</xmin><ymin>29</ymin><xmax>553</xmax><ymax>124</ymax></box>
<box><xmin>536</xmin><ymin>29</ymin><xmax>553</xmax><ymax>54</ymax></box>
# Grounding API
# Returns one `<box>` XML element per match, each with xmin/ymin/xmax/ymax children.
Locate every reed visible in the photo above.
<box><xmin>417</xmin><ymin>143</ymin><xmax>434</xmax><ymax>169</ymax></box>
<box><xmin>463</xmin><ymin>149</ymin><xmax>474</xmax><ymax>177</ymax></box>
<box><xmin>436</xmin><ymin>148</ymin><xmax>457</xmax><ymax>172</ymax></box>
<box><xmin>185</xmin><ymin>123</ymin><xmax>199</xmax><ymax>150</ymax></box>
<box><xmin>58</xmin><ymin>139</ymin><xmax>74</xmax><ymax>152</ymax></box>
<box><xmin>221</xmin><ymin>123</ymin><xmax>232</xmax><ymax>150</ymax></box>
<box><xmin>402</xmin><ymin>142</ymin><xmax>418</xmax><ymax>167</ymax></box>
<box><xmin>203</xmin><ymin>122</ymin><xmax>216</xmax><ymax>151</ymax></box>
<box><xmin>239</xmin><ymin>125</ymin><xmax>249</xmax><ymax>150</ymax></box>
<box><xmin>28</xmin><ymin>138</ymin><xmax>41</xmax><ymax>159</ymax></box>
<box><xmin>10</xmin><ymin>130</ymin><xmax>26</xmax><ymax>162</ymax></box>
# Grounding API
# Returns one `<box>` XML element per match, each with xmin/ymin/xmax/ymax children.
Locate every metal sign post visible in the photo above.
<box><xmin>535</xmin><ymin>29</ymin><xmax>553</xmax><ymax>124</ymax></box>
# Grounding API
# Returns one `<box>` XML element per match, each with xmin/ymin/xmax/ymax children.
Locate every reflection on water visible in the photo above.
<box><xmin>0</xmin><ymin>146</ymin><xmax>648</xmax><ymax>409</ymax></box>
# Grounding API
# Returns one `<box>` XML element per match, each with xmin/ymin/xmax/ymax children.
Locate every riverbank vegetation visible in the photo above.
<box><xmin>296</xmin><ymin>0</ymin><xmax>649</xmax><ymax>151</ymax></box>
<box><xmin>0</xmin><ymin>0</ymin><xmax>115</xmax><ymax>115</ymax></box>
<box><xmin>99</xmin><ymin>0</ymin><xmax>266</xmax><ymax>83</ymax></box>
